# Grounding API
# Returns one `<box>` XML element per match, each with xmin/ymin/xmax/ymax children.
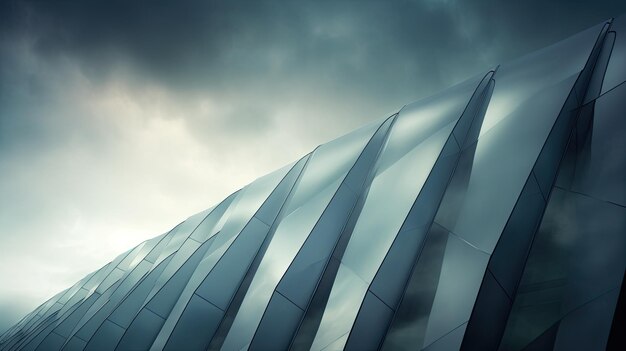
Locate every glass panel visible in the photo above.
<box><xmin>38</xmin><ymin>332</ymin><xmax>66</xmax><ymax>350</ymax></box>
<box><xmin>369</xmin><ymin>137</ymin><xmax>460</xmax><ymax>308</ymax></box>
<box><xmin>163</xmin><ymin>295</ymin><xmax>223</xmax><ymax>351</ymax></box>
<box><xmin>144</xmin><ymin>228</ymin><xmax>177</xmax><ymax>264</ymax></box>
<box><xmin>74</xmin><ymin>301</ymin><xmax>115</xmax><ymax>342</ymax></box>
<box><xmin>382</xmin><ymin>224</ymin><xmax>489</xmax><ymax>350</ymax></box>
<box><xmin>337</xmin><ymin>73</ymin><xmax>485</xmax><ymax>294</ymax></box>
<box><xmin>84</xmin><ymin>320</ymin><xmax>124</xmax><ymax>350</ymax></box>
<box><xmin>220</xmin><ymin>119</ymin><xmax>380</xmax><ymax>350</ymax></box>
<box><xmin>276</xmin><ymin>185</ymin><xmax>358</xmax><ymax>309</ymax></box>
<box><xmin>62</xmin><ymin>280</ymin><xmax>112</xmax><ymax>336</ymax></box>
<box><xmin>150</xmin><ymin>158</ymin><xmax>304</xmax><ymax>349</ymax></box>
<box><xmin>552</xmin><ymin>289</ymin><xmax>620</xmax><ymax>351</ymax></box>
<box><xmin>23</xmin><ymin>309</ymin><xmax>75</xmax><ymax>350</ymax></box>
<box><xmin>344</xmin><ymin>292</ymin><xmax>393</xmax><ymax>351</ymax></box>
<box><xmin>128</xmin><ymin>234</ymin><xmax>163</xmax><ymax>269</ymax></box>
<box><xmin>148</xmin><ymin>231</ymin><xmax>235</xmax><ymax>350</ymax></box>
<box><xmin>195</xmin><ymin>217</ymin><xmax>269</xmax><ymax>310</ymax></box>
<box><xmin>572</xmin><ymin>84</ymin><xmax>626</xmax><ymax>206</ymax></box>
<box><xmin>110</xmin><ymin>260</ymin><xmax>151</xmax><ymax>302</ymax></box>
<box><xmin>487</xmin><ymin>173</ymin><xmax>545</xmax><ymax>297</ymax></box>
<box><xmin>533</xmin><ymin>97</ymin><xmax>578</xmax><ymax>197</ymax></box>
<box><xmin>221</xmin><ymin>177</ymin><xmax>343</xmax><ymax>351</ymax></box>
<box><xmin>95</xmin><ymin>268</ymin><xmax>125</xmax><ymax>295</ymax></box>
<box><xmin>53</xmin><ymin>294</ymin><xmax>100</xmax><ymax>338</ymax></box>
<box><xmin>454</xmin><ymin>76</ymin><xmax>494</xmax><ymax>148</ymax></box>
<box><xmin>286</xmin><ymin>119</ymin><xmax>381</xmax><ymax>211</ymax></box>
<box><xmin>500</xmin><ymin>189</ymin><xmax>626</xmax><ymax>350</ymax></box>
<box><xmin>189</xmin><ymin>192</ymin><xmax>238</xmax><ymax>243</ymax></box>
<box><xmin>518</xmin><ymin>323</ymin><xmax>560</xmax><ymax>351</ymax></box>
<box><xmin>369</xmin><ymin>225</ymin><xmax>430</xmax><ymax>308</ymax></box>
<box><xmin>274</xmin><ymin>117</ymin><xmax>394</xmax><ymax>314</ymax></box>
<box><xmin>377</xmin><ymin>73</ymin><xmax>482</xmax><ymax>174</ymax></box>
<box><xmin>440</xmin><ymin>74</ymin><xmax>578</xmax><ymax>253</ymax></box>
<box><xmin>204</xmin><ymin>162</ymin><xmax>292</xmax><ymax>259</ymax></box>
<box><xmin>420</xmin><ymin>232</ymin><xmax>489</xmax><ymax>346</ymax></box>
<box><xmin>57</xmin><ymin>274</ymin><xmax>94</xmax><ymax>305</ymax></box>
<box><xmin>343</xmin><ymin>116</ymin><xmax>395</xmax><ymax>192</ymax></box>
<box><xmin>62</xmin><ymin>336</ymin><xmax>87</xmax><ymax>351</ymax></box>
<box><xmin>56</xmin><ymin>288</ymin><xmax>89</xmax><ymax>319</ymax></box>
<box><xmin>116</xmin><ymin>309</ymin><xmax>164</xmax><ymax>350</ymax></box>
<box><xmin>107</xmin><ymin>255</ymin><xmax>174</xmax><ymax>329</ymax></box>
<box><xmin>248</xmin><ymin>293</ymin><xmax>304</xmax><ymax>351</ymax></box>
<box><xmin>422</xmin><ymin>323</ymin><xmax>467</xmax><ymax>351</ymax></box>
<box><xmin>146</xmin><ymin>239</ymin><xmax>201</xmax><ymax>302</ymax></box>
<box><xmin>601</xmin><ymin>15</ymin><xmax>626</xmax><ymax>94</ymax></box>
<box><xmin>310</xmin><ymin>263</ymin><xmax>369</xmax><ymax>351</ymax></box>
<box><xmin>117</xmin><ymin>241</ymin><xmax>150</xmax><ymax>272</ymax></box>
<box><xmin>146</xmin><ymin>238</ymin><xmax>213</xmax><ymax>319</ymax></box>
<box><xmin>255</xmin><ymin>157</ymin><xmax>307</xmax><ymax>226</ymax></box>
<box><xmin>461</xmin><ymin>271</ymin><xmax>511</xmax><ymax>350</ymax></box>
<box><xmin>66</xmin><ymin>272</ymin><xmax>127</xmax><ymax>340</ymax></box>
<box><xmin>151</xmin><ymin>209</ymin><xmax>211</xmax><ymax>266</ymax></box>
<box><xmin>479</xmin><ymin>22</ymin><xmax>603</xmax><ymax>137</ymax></box>
<box><xmin>81</xmin><ymin>263</ymin><xmax>113</xmax><ymax>293</ymax></box>
<box><xmin>341</xmin><ymin>122</ymin><xmax>455</xmax><ymax>282</ymax></box>
<box><xmin>583</xmin><ymin>31</ymin><xmax>614</xmax><ymax>104</ymax></box>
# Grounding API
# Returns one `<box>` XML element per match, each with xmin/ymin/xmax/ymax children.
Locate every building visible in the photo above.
<box><xmin>1</xmin><ymin>16</ymin><xmax>624</xmax><ymax>351</ymax></box>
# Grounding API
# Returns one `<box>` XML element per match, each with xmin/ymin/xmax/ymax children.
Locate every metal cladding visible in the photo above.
<box><xmin>2</xmin><ymin>17</ymin><xmax>625</xmax><ymax>351</ymax></box>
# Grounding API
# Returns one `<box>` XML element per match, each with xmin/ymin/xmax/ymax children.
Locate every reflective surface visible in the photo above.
<box><xmin>2</xmin><ymin>19</ymin><xmax>624</xmax><ymax>351</ymax></box>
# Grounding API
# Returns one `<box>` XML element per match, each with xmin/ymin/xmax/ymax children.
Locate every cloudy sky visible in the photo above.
<box><xmin>0</xmin><ymin>0</ymin><xmax>624</xmax><ymax>332</ymax></box>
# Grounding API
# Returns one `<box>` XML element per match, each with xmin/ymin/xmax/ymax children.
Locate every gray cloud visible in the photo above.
<box><xmin>1</xmin><ymin>0</ymin><xmax>625</xmax><ymax>332</ymax></box>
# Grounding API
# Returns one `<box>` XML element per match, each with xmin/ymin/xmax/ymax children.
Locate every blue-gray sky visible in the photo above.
<box><xmin>1</xmin><ymin>0</ymin><xmax>624</xmax><ymax>333</ymax></box>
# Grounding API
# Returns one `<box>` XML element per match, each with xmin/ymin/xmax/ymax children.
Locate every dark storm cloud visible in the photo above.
<box><xmin>2</xmin><ymin>0</ymin><xmax>625</xmax><ymax>137</ymax></box>
<box><xmin>1</xmin><ymin>0</ymin><xmax>625</xmax><ymax>333</ymax></box>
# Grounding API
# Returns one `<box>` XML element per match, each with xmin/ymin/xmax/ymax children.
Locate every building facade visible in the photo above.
<box><xmin>1</xmin><ymin>17</ymin><xmax>625</xmax><ymax>351</ymax></box>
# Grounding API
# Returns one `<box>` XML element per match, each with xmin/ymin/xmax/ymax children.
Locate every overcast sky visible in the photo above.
<box><xmin>1</xmin><ymin>0</ymin><xmax>624</xmax><ymax>333</ymax></box>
